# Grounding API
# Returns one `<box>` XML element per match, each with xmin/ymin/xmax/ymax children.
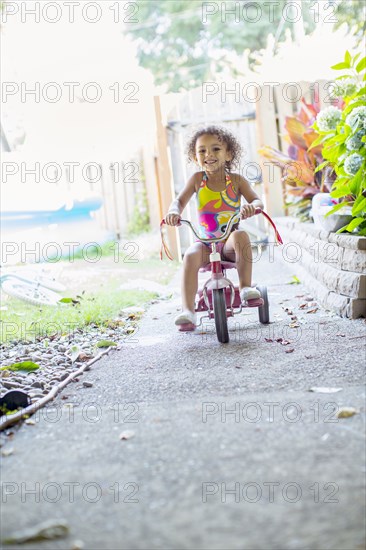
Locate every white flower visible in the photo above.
<box><xmin>344</xmin><ymin>153</ymin><xmax>363</xmax><ymax>175</ymax></box>
<box><xmin>331</xmin><ymin>78</ymin><xmax>358</xmax><ymax>98</ymax></box>
<box><xmin>346</xmin><ymin>129</ymin><xmax>366</xmax><ymax>151</ymax></box>
<box><xmin>346</xmin><ymin>106</ymin><xmax>366</xmax><ymax>131</ymax></box>
<box><xmin>316</xmin><ymin>106</ymin><xmax>342</xmax><ymax>132</ymax></box>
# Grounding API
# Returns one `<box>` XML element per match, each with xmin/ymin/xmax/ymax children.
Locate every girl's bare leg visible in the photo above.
<box><xmin>222</xmin><ymin>230</ymin><xmax>253</xmax><ymax>289</ymax></box>
<box><xmin>181</xmin><ymin>242</ymin><xmax>211</xmax><ymax>312</ymax></box>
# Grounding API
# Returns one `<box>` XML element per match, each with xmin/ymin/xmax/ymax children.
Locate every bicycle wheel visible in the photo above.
<box><xmin>22</xmin><ymin>272</ymin><xmax>66</xmax><ymax>292</ymax></box>
<box><xmin>257</xmin><ymin>285</ymin><xmax>270</xmax><ymax>324</ymax></box>
<box><xmin>213</xmin><ymin>288</ymin><xmax>229</xmax><ymax>344</ymax></box>
<box><xmin>2</xmin><ymin>280</ymin><xmax>61</xmax><ymax>306</ymax></box>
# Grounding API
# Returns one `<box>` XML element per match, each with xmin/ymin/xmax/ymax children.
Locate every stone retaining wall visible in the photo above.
<box><xmin>275</xmin><ymin>218</ymin><xmax>366</xmax><ymax>319</ymax></box>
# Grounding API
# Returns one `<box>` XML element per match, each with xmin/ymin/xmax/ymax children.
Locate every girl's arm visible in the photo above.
<box><xmin>165</xmin><ymin>173</ymin><xmax>200</xmax><ymax>226</ymax></box>
<box><xmin>233</xmin><ymin>174</ymin><xmax>264</xmax><ymax>219</ymax></box>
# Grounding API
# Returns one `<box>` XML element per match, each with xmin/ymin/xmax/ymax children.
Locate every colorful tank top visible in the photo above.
<box><xmin>196</xmin><ymin>172</ymin><xmax>241</xmax><ymax>239</ymax></box>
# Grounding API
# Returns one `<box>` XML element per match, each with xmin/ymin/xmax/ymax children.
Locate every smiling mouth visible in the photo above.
<box><xmin>205</xmin><ymin>160</ymin><xmax>217</xmax><ymax>165</ymax></box>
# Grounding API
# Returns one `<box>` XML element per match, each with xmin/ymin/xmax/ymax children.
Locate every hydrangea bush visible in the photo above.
<box><xmin>311</xmin><ymin>51</ymin><xmax>366</xmax><ymax>235</ymax></box>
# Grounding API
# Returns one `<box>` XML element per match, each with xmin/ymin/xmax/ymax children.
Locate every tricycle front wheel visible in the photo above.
<box><xmin>213</xmin><ymin>289</ymin><xmax>229</xmax><ymax>343</ymax></box>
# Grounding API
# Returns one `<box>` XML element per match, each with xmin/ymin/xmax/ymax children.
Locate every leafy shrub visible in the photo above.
<box><xmin>311</xmin><ymin>51</ymin><xmax>366</xmax><ymax>235</ymax></box>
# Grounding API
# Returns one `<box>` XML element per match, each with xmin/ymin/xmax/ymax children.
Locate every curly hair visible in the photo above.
<box><xmin>185</xmin><ymin>125</ymin><xmax>243</xmax><ymax>171</ymax></box>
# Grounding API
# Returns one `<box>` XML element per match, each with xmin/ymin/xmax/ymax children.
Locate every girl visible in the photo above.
<box><xmin>165</xmin><ymin>126</ymin><xmax>264</xmax><ymax>327</ymax></box>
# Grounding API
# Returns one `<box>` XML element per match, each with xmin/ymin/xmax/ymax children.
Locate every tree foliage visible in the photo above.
<box><xmin>126</xmin><ymin>0</ymin><xmax>366</xmax><ymax>92</ymax></box>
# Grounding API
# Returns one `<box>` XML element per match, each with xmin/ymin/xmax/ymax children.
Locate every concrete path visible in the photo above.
<box><xmin>1</xmin><ymin>249</ymin><xmax>365</xmax><ymax>550</ymax></box>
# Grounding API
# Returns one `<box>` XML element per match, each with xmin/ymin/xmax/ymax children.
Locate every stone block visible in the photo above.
<box><xmin>338</xmin><ymin>273</ymin><xmax>366</xmax><ymax>299</ymax></box>
<box><xmin>302</xmin><ymin>237</ymin><xmax>343</xmax><ymax>269</ymax></box>
<box><xmin>328</xmin><ymin>233</ymin><xmax>366</xmax><ymax>251</ymax></box>
<box><xmin>323</xmin><ymin>292</ymin><xmax>350</xmax><ymax>317</ymax></box>
<box><xmin>341</xmin><ymin>248</ymin><xmax>366</xmax><ymax>273</ymax></box>
<box><xmin>274</xmin><ymin>219</ymin><xmax>366</xmax><ymax>317</ymax></box>
<box><xmin>298</xmin><ymin>222</ymin><xmax>330</xmax><ymax>241</ymax></box>
<box><xmin>347</xmin><ymin>299</ymin><xmax>366</xmax><ymax>319</ymax></box>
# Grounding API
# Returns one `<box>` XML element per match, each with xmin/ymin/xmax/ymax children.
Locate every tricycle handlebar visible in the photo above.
<box><xmin>179</xmin><ymin>208</ymin><xmax>262</xmax><ymax>244</ymax></box>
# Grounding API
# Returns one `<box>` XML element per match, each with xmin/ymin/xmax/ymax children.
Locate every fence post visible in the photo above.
<box><xmin>154</xmin><ymin>96</ymin><xmax>180</xmax><ymax>260</ymax></box>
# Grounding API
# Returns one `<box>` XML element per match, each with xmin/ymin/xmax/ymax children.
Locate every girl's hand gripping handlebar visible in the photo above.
<box><xmin>160</xmin><ymin>208</ymin><xmax>282</xmax><ymax>260</ymax></box>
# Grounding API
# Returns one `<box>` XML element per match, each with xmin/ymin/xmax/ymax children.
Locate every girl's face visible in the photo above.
<box><xmin>194</xmin><ymin>134</ymin><xmax>232</xmax><ymax>173</ymax></box>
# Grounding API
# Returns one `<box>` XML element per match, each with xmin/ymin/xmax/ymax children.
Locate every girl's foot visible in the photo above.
<box><xmin>240</xmin><ymin>287</ymin><xmax>261</xmax><ymax>302</ymax></box>
<box><xmin>174</xmin><ymin>310</ymin><xmax>197</xmax><ymax>326</ymax></box>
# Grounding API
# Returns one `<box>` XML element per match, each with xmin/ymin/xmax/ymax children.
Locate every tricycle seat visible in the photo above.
<box><xmin>199</xmin><ymin>261</ymin><xmax>236</xmax><ymax>273</ymax></box>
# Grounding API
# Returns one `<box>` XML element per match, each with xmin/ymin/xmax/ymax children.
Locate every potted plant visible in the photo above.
<box><xmin>258</xmin><ymin>99</ymin><xmax>334</xmax><ymax>222</ymax></box>
<box><xmin>310</xmin><ymin>51</ymin><xmax>366</xmax><ymax>235</ymax></box>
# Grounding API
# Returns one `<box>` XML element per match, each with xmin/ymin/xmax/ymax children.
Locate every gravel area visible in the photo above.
<box><xmin>0</xmin><ymin>307</ymin><xmax>144</xmax><ymax>411</ymax></box>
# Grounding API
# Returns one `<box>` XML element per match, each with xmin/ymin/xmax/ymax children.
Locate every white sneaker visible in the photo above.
<box><xmin>174</xmin><ymin>310</ymin><xmax>197</xmax><ymax>326</ymax></box>
<box><xmin>240</xmin><ymin>287</ymin><xmax>261</xmax><ymax>302</ymax></box>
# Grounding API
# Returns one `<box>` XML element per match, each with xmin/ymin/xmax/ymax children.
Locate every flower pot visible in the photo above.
<box><xmin>311</xmin><ymin>193</ymin><xmax>353</xmax><ymax>232</ymax></box>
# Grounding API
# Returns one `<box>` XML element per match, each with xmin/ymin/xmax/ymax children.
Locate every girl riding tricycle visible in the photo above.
<box><xmin>161</xmin><ymin>125</ymin><xmax>282</xmax><ymax>343</ymax></box>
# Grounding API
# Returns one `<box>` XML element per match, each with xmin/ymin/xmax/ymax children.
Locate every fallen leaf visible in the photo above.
<box><xmin>25</xmin><ymin>419</ymin><xmax>36</xmax><ymax>425</ymax></box>
<box><xmin>264</xmin><ymin>338</ymin><xmax>274</xmax><ymax>343</ymax></box>
<box><xmin>337</xmin><ymin>407</ymin><xmax>358</xmax><ymax>418</ymax></box>
<box><xmin>3</xmin><ymin>520</ymin><xmax>69</xmax><ymax>544</ymax></box>
<box><xmin>336</xmin><ymin>333</ymin><xmax>346</xmax><ymax>337</ymax></box>
<box><xmin>299</xmin><ymin>303</ymin><xmax>308</xmax><ymax>309</ymax></box>
<box><xmin>120</xmin><ymin>430</ymin><xmax>135</xmax><ymax>440</ymax></box>
<box><xmin>287</xmin><ymin>275</ymin><xmax>301</xmax><ymax>285</ymax></box>
<box><xmin>59</xmin><ymin>297</ymin><xmax>80</xmax><ymax>305</ymax></box>
<box><xmin>68</xmin><ymin>345</ymin><xmax>81</xmax><ymax>363</ymax></box>
<box><xmin>309</xmin><ymin>387</ymin><xmax>342</xmax><ymax>394</ymax></box>
<box><xmin>285</xmin><ymin>348</ymin><xmax>295</xmax><ymax>353</ymax></box>
<box><xmin>96</xmin><ymin>340</ymin><xmax>117</xmax><ymax>348</ymax></box>
<box><xmin>289</xmin><ymin>322</ymin><xmax>300</xmax><ymax>328</ymax></box>
<box><xmin>306</xmin><ymin>308</ymin><xmax>318</xmax><ymax>314</ymax></box>
<box><xmin>0</xmin><ymin>362</ymin><xmax>39</xmax><ymax>372</ymax></box>
<box><xmin>276</xmin><ymin>338</ymin><xmax>291</xmax><ymax>346</ymax></box>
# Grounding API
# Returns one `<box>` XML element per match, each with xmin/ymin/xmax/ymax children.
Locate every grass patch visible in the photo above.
<box><xmin>0</xmin><ymin>234</ymin><xmax>180</xmax><ymax>345</ymax></box>
<box><xmin>0</xmin><ymin>280</ymin><xmax>156</xmax><ymax>344</ymax></box>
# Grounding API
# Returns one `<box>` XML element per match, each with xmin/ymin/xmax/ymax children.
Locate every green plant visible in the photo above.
<box><xmin>127</xmin><ymin>188</ymin><xmax>150</xmax><ymax>236</ymax></box>
<box><xmin>311</xmin><ymin>51</ymin><xmax>366</xmax><ymax>234</ymax></box>
<box><xmin>259</xmin><ymin>99</ymin><xmax>333</xmax><ymax>221</ymax></box>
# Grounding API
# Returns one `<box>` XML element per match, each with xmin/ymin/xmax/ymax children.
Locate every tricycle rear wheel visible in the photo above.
<box><xmin>257</xmin><ymin>285</ymin><xmax>269</xmax><ymax>324</ymax></box>
<box><xmin>213</xmin><ymin>289</ymin><xmax>229</xmax><ymax>343</ymax></box>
